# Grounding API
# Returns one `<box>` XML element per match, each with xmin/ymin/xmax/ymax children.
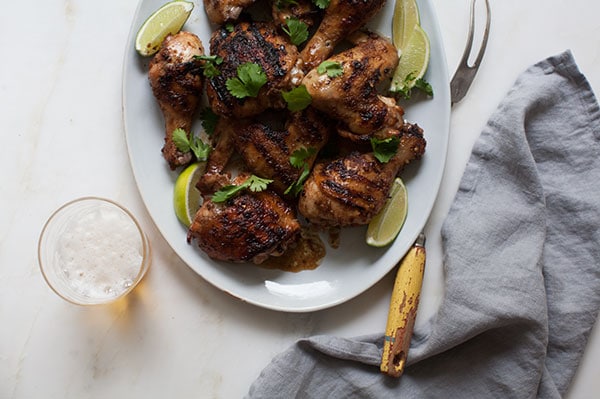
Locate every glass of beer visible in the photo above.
<box><xmin>38</xmin><ymin>197</ymin><xmax>151</xmax><ymax>305</ymax></box>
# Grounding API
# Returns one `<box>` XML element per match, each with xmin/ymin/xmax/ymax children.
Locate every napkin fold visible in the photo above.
<box><xmin>246</xmin><ymin>51</ymin><xmax>600</xmax><ymax>398</ymax></box>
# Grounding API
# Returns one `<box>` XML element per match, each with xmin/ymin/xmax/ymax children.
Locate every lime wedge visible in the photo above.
<box><xmin>389</xmin><ymin>24</ymin><xmax>430</xmax><ymax>94</ymax></box>
<box><xmin>174</xmin><ymin>162</ymin><xmax>205</xmax><ymax>227</ymax></box>
<box><xmin>366</xmin><ymin>178</ymin><xmax>408</xmax><ymax>247</ymax></box>
<box><xmin>392</xmin><ymin>0</ymin><xmax>420</xmax><ymax>51</ymax></box>
<box><xmin>135</xmin><ymin>1</ymin><xmax>194</xmax><ymax>56</ymax></box>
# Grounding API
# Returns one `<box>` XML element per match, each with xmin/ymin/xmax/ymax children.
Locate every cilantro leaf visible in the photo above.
<box><xmin>282</xmin><ymin>17</ymin><xmax>309</xmax><ymax>46</ymax></box>
<box><xmin>414</xmin><ymin>78</ymin><xmax>434</xmax><ymax>96</ymax></box>
<box><xmin>225</xmin><ymin>23</ymin><xmax>234</xmax><ymax>33</ymax></box>
<box><xmin>200</xmin><ymin>108</ymin><xmax>219</xmax><ymax>135</ymax></box>
<box><xmin>317</xmin><ymin>60</ymin><xmax>343</xmax><ymax>78</ymax></box>
<box><xmin>371</xmin><ymin>136</ymin><xmax>400</xmax><ymax>163</ymax></box>
<box><xmin>226</xmin><ymin>78</ymin><xmax>251</xmax><ymax>99</ymax></box>
<box><xmin>172</xmin><ymin>128</ymin><xmax>191</xmax><ymax>152</ymax></box>
<box><xmin>190</xmin><ymin>139</ymin><xmax>211</xmax><ymax>161</ymax></box>
<box><xmin>247</xmin><ymin>175</ymin><xmax>272</xmax><ymax>192</ymax></box>
<box><xmin>289</xmin><ymin>147</ymin><xmax>316</xmax><ymax>168</ymax></box>
<box><xmin>211</xmin><ymin>184</ymin><xmax>242</xmax><ymax>203</ymax></box>
<box><xmin>172</xmin><ymin>128</ymin><xmax>211</xmax><ymax>161</ymax></box>
<box><xmin>285</xmin><ymin>167</ymin><xmax>311</xmax><ymax>197</ymax></box>
<box><xmin>212</xmin><ymin>175</ymin><xmax>273</xmax><ymax>203</ymax></box>
<box><xmin>282</xmin><ymin>85</ymin><xmax>312</xmax><ymax>112</ymax></box>
<box><xmin>194</xmin><ymin>54</ymin><xmax>223</xmax><ymax>78</ymax></box>
<box><xmin>393</xmin><ymin>72</ymin><xmax>434</xmax><ymax>100</ymax></box>
<box><xmin>313</xmin><ymin>0</ymin><xmax>330</xmax><ymax>9</ymax></box>
<box><xmin>285</xmin><ymin>147</ymin><xmax>316</xmax><ymax>196</ymax></box>
<box><xmin>226</xmin><ymin>62</ymin><xmax>267</xmax><ymax>99</ymax></box>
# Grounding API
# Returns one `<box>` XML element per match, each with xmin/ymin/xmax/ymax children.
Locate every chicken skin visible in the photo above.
<box><xmin>203</xmin><ymin>0</ymin><xmax>257</xmax><ymax>25</ymax></box>
<box><xmin>299</xmin><ymin>0</ymin><xmax>387</xmax><ymax>72</ymax></box>
<box><xmin>302</xmin><ymin>31</ymin><xmax>403</xmax><ymax>143</ymax></box>
<box><xmin>234</xmin><ymin>107</ymin><xmax>332</xmax><ymax>194</ymax></box>
<box><xmin>207</xmin><ymin>22</ymin><xmax>300</xmax><ymax>118</ymax></box>
<box><xmin>298</xmin><ymin>123</ymin><xmax>426</xmax><ymax>227</ymax></box>
<box><xmin>187</xmin><ymin>176</ymin><xmax>301</xmax><ymax>264</ymax></box>
<box><xmin>148</xmin><ymin>31</ymin><xmax>205</xmax><ymax>170</ymax></box>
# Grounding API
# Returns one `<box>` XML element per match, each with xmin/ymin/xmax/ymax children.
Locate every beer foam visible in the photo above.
<box><xmin>56</xmin><ymin>204</ymin><xmax>144</xmax><ymax>300</ymax></box>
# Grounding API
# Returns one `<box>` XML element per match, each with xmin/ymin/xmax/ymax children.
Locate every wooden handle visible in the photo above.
<box><xmin>380</xmin><ymin>233</ymin><xmax>426</xmax><ymax>377</ymax></box>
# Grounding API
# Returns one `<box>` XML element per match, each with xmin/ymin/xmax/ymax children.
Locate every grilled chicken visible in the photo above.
<box><xmin>234</xmin><ymin>107</ymin><xmax>332</xmax><ymax>194</ymax></box>
<box><xmin>148</xmin><ymin>31</ymin><xmax>205</xmax><ymax>170</ymax></box>
<box><xmin>207</xmin><ymin>22</ymin><xmax>300</xmax><ymax>118</ymax></box>
<box><xmin>187</xmin><ymin>175</ymin><xmax>301</xmax><ymax>264</ymax></box>
<box><xmin>303</xmin><ymin>31</ymin><xmax>403</xmax><ymax>143</ymax></box>
<box><xmin>299</xmin><ymin>0</ymin><xmax>387</xmax><ymax>72</ymax></box>
<box><xmin>298</xmin><ymin>123</ymin><xmax>426</xmax><ymax>227</ymax></box>
<box><xmin>203</xmin><ymin>0</ymin><xmax>257</xmax><ymax>25</ymax></box>
<box><xmin>196</xmin><ymin>117</ymin><xmax>243</xmax><ymax>196</ymax></box>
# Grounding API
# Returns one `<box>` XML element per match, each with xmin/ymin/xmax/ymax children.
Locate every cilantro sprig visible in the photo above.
<box><xmin>394</xmin><ymin>72</ymin><xmax>434</xmax><ymax>100</ymax></box>
<box><xmin>282</xmin><ymin>85</ymin><xmax>312</xmax><ymax>112</ymax></box>
<box><xmin>172</xmin><ymin>128</ymin><xmax>211</xmax><ymax>161</ymax></box>
<box><xmin>285</xmin><ymin>147</ymin><xmax>316</xmax><ymax>196</ymax></box>
<box><xmin>317</xmin><ymin>60</ymin><xmax>343</xmax><ymax>78</ymax></box>
<box><xmin>212</xmin><ymin>175</ymin><xmax>273</xmax><ymax>203</ymax></box>
<box><xmin>226</xmin><ymin>62</ymin><xmax>268</xmax><ymax>99</ymax></box>
<box><xmin>194</xmin><ymin>54</ymin><xmax>223</xmax><ymax>78</ymax></box>
<box><xmin>282</xmin><ymin>17</ymin><xmax>309</xmax><ymax>46</ymax></box>
<box><xmin>313</xmin><ymin>0</ymin><xmax>330</xmax><ymax>9</ymax></box>
<box><xmin>200</xmin><ymin>108</ymin><xmax>219</xmax><ymax>135</ymax></box>
<box><xmin>371</xmin><ymin>136</ymin><xmax>400</xmax><ymax>163</ymax></box>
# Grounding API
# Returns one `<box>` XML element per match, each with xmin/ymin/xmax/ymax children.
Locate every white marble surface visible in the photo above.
<box><xmin>2</xmin><ymin>0</ymin><xmax>599</xmax><ymax>397</ymax></box>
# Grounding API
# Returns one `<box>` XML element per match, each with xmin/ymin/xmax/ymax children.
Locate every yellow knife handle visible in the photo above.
<box><xmin>380</xmin><ymin>233</ymin><xmax>426</xmax><ymax>377</ymax></box>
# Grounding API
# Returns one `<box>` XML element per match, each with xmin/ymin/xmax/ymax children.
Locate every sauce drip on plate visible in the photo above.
<box><xmin>261</xmin><ymin>227</ymin><xmax>326</xmax><ymax>272</ymax></box>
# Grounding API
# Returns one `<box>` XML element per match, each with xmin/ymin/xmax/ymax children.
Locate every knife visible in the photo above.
<box><xmin>381</xmin><ymin>0</ymin><xmax>491</xmax><ymax>377</ymax></box>
<box><xmin>380</xmin><ymin>232</ymin><xmax>426</xmax><ymax>377</ymax></box>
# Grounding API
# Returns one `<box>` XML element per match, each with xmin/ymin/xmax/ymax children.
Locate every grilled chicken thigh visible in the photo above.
<box><xmin>149</xmin><ymin>32</ymin><xmax>205</xmax><ymax>170</ymax></box>
<box><xmin>187</xmin><ymin>176</ymin><xmax>301</xmax><ymax>264</ymax></box>
<box><xmin>234</xmin><ymin>107</ymin><xmax>332</xmax><ymax>194</ymax></box>
<box><xmin>299</xmin><ymin>0</ymin><xmax>387</xmax><ymax>72</ymax></box>
<box><xmin>203</xmin><ymin>0</ymin><xmax>257</xmax><ymax>25</ymax></box>
<box><xmin>303</xmin><ymin>31</ymin><xmax>403</xmax><ymax>142</ymax></box>
<box><xmin>207</xmin><ymin>22</ymin><xmax>300</xmax><ymax>118</ymax></box>
<box><xmin>298</xmin><ymin>123</ymin><xmax>426</xmax><ymax>227</ymax></box>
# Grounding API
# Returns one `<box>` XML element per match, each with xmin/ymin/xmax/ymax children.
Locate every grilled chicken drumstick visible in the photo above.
<box><xmin>303</xmin><ymin>31</ymin><xmax>403</xmax><ymax>143</ymax></box>
<box><xmin>195</xmin><ymin>117</ymin><xmax>242</xmax><ymax>196</ymax></box>
<box><xmin>203</xmin><ymin>0</ymin><xmax>257</xmax><ymax>25</ymax></box>
<box><xmin>148</xmin><ymin>31</ymin><xmax>205</xmax><ymax>170</ymax></box>
<box><xmin>299</xmin><ymin>0</ymin><xmax>387</xmax><ymax>72</ymax></box>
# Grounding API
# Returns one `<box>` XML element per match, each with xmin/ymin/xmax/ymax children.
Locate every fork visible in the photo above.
<box><xmin>450</xmin><ymin>0</ymin><xmax>491</xmax><ymax>104</ymax></box>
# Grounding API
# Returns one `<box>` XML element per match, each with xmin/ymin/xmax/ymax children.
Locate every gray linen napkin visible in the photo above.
<box><xmin>246</xmin><ymin>51</ymin><xmax>600</xmax><ymax>398</ymax></box>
